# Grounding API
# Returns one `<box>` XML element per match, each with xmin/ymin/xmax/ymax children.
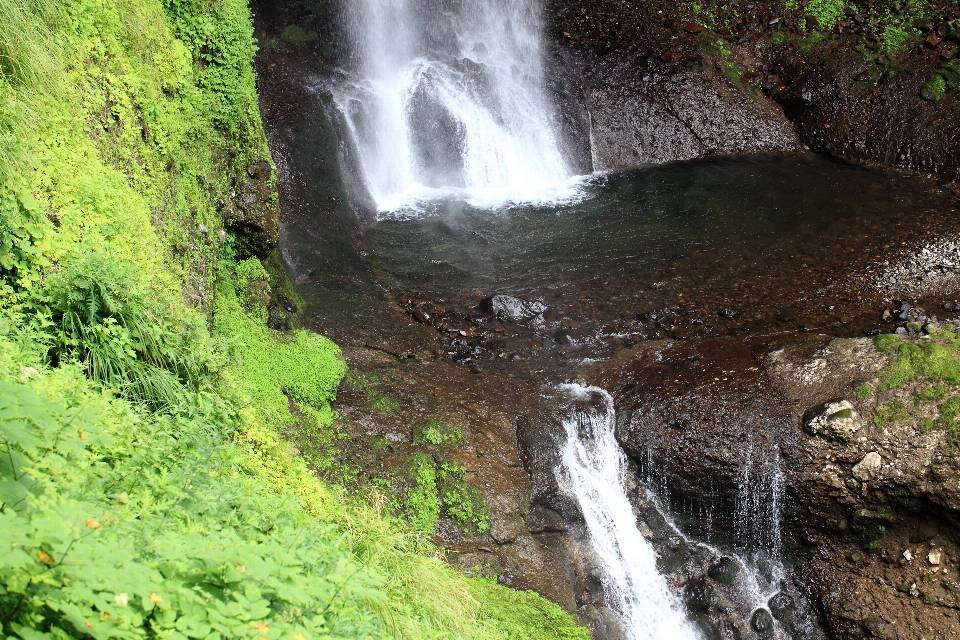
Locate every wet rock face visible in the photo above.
<box><xmin>227</xmin><ymin>159</ymin><xmax>281</xmax><ymax>258</ymax></box>
<box><xmin>547</xmin><ymin>43</ymin><xmax>804</xmax><ymax>173</ymax></box>
<box><xmin>596</xmin><ymin>337</ymin><xmax>793</xmax><ymax>547</ymax></box>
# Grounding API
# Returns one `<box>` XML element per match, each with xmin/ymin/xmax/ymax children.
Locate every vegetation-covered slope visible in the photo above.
<box><xmin>0</xmin><ymin>0</ymin><xmax>589</xmax><ymax>637</ymax></box>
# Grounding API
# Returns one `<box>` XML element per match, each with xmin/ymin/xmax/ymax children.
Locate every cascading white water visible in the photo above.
<box><xmin>556</xmin><ymin>384</ymin><xmax>698</xmax><ymax>640</ymax></box>
<box><xmin>339</xmin><ymin>0</ymin><xmax>578</xmax><ymax>211</ymax></box>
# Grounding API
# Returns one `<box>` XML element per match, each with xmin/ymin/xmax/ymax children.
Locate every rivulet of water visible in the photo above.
<box><xmin>556</xmin><ymin>384</ymin><xmax>698</xmax><ymax>640</ymax></box>
<box><xmin>338</xmin><ymin>0</ymin><xmax>578</xmax><ymax>212</ymax></box>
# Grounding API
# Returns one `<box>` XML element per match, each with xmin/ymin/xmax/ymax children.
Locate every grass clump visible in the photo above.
<box><xmin>856</xmin><ymin>383</ymin><xmax>875</xmax><ymax>400</ymax></box>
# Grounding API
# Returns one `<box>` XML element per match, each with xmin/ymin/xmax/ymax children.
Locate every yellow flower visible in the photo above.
<box><xmin>149</xmin><ymin>593</ymin><xmax>163</xmax><ymax>604</ymax></box>
<box><xmin>86</xmin><ymin>519</ymin><xmax>100</xmax><ymax>530</ymax></box>
<box><xmin>37</xmin><ymin>550</ymin><xmax>55</xmax><ymax>565</ymax></box>
<box><xmin>255</xmin><ymin>622</ymin><xmax>269</xmax><ymax>634</ymax></box>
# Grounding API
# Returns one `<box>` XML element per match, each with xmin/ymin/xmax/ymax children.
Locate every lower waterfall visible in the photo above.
<box><xmin>556</xmin><ymin>384</ymin><xmax>698</xmax><ymax>639</ymax></box>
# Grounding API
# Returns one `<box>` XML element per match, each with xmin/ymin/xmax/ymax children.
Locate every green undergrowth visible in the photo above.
<box><xmin>0</xmin><ymin>0</ymin><xmax>588</xmax><ymax>637</ymax></box>
<box><xmin>873</xmin><ymin>332</ymin><xmax>960</xmax><ymax>447</ymax></box>
<box><xmin>403</xmin><ymin>454</ymin><xmax>490</xmax><ymax>537</ymax></box>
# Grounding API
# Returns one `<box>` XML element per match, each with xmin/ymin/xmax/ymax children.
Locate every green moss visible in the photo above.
<box><xmin>934</xmin><ymin>397</ymin><xmax>960</xmax><ymax>447</ymax></box>
<box><xmin>921</xmin><ymin>60</ymin><xmax>960</xmax><ymax>101</ymax></box>
<box><xmin>710</xmin><ymin>38</ymin><xmax>743</xmax><ymax>83</ymax></box>
<box><xmin>368</xmin><ymin>393</ymin><xmax>400</xmax><ymax>413</ymax></box>
<box><xmin>439</xmin><ymin>461</ymin><xmax>491</xmax><ymax>535</ymax></box>
<box><xmin>281</xmin><ymin>24</ymin><xmax>318</xmax><ymax>48</ymax></box>
<box><xmin>805</xmin><ymin>0</ymin><xmax>845</xmax><ymax>30</ymax></box>
<box><xmin>873</xmin><ymin>332</ymin><xmax>960</xmax><ymax>391</ymax></box>
<box><xmin>915</xmin><ymin>385</ymin><xmax>949</xmax><ymax>402</ymax></box>
<box><xmin>874</xmin><ymin>401</ymin><xmax>910</xmax><ymax>428</ymax></box>
<box><xmin>856</xmin><ymin>383</ymin><xmax>875</xmax><ymax>400</ymax></box>
<box><xmin>413</xmin><ymin>418</ymin><xmax>465</xmax><ymax>446</ymax></box>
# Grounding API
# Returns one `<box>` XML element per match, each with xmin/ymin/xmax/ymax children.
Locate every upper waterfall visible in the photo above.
<box><xmin>337</xmin><ymin>0</ymin><xmax>579</xmax><ymax>212</ymax></box>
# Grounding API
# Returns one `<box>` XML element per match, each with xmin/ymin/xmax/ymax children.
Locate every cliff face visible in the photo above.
<box><xmin>544</xmin><ymin>0</ymin><xmax>960</xmax><ymax>184</ymax></box>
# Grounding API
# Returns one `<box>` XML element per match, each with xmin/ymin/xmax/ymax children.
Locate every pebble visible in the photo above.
<box><xmin>929</xmin><ymin>549</ymin><xmax>942</xmax><ymax>565</ymax></box>
<box><xmin>719</xmin><ymin>306</ymin><xmax>741</xmax><ymax>319</ymax></box>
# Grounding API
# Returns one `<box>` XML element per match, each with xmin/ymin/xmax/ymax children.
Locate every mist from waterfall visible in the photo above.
<box><xmin>338</xmin><ymin>0</ymin><xmax>580</xmax><ymax>212</ymax></box>
<box><xmin>556</xmin><ymin>384</ymin><xmax>698</xmax><ymax>640</ymax></box>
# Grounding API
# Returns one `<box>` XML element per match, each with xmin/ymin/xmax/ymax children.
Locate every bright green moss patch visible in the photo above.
<box><xmin>873</xmin><ymin>333</ymin><xmax>960</xmax><ymax>391</ymax></box>
<box><xmin>804</xmin><ymin>0</ymin><xmax>845</xmax><ymax>30</ymax></box>
<box><xmin>856</xmin><ymin>383</ymin><xmax>875</xmax><ymax>400</ymax></box>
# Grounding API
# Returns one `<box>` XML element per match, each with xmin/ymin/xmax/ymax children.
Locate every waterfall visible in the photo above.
<box><xmin>556</xmin><ymin>384</ymin><xmax>698</xmax><ymax>640</ymax></box>
<box><xmin>338</xmin><ymin>0</ymin><xmax>579</xmax><ymax>211</ymax></box>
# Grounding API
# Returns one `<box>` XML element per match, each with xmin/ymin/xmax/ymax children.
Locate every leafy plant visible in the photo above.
<box><xmin>41</xmin><ymin>253</ymin><xmax>212</xmax><ymax>409</ymax></box>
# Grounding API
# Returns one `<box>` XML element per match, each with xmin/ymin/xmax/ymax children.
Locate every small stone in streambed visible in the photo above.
<box><xmin>863</xmin><ymin>618</ymin><xmax>886</xmax><ymax>637</ymax></box>
<box><xmin>719</xmin><ymin>306</ymin><xmax>741</xmax><ymax>319</ymax></box>
<box><xmin>895</xmin><ymin>326</ymin><xmax>909</xmax><ymax>336</ymax></box>
<box><xmin>768</xmin><ymin>592</ymin><xmax>795</xmax><ymax>621</ymax></box>
<box><xmin>774</xmin><ymin>309</ymin><xmax>794</xmax><ymax>322</ymax></box>
<box><xmin>944</xmin><ymin>302</ymin><xmax>955</xmax><ymax>311</ymax></box>
<box><xmin>751</xmin><ymin>608</ymin><xmax>774</xmax><ymax>635</ymax></box>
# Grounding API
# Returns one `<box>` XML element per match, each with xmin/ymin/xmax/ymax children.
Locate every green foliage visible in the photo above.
<box><xmin>412</xmin><ymin>419</ymin><xmax>464</xmax><ymax>447</ymax></box>
<box><xmin>405</xmin><ymin>453</ymin><xmax>440</xmax><ymax>535</ymax></box>
<box><xmin>873</xmin><ymin>401</ymin><xmax>910</xmax><ymax>428</ymax></box>
<box><xmin>0</xmin><ymin>349</ymin><xmax>385</xmax><ymax>640</ymax></box>
<box><xmin>710</xmin><ymin>39</ymin><xmax>743</xmax><ymax>83</ymax></box>
<box><xmin>921</xmin><ymin>60</ymin><xmax>960</xmax><ymax>101</ymax></box>
<box><xmin>804</xmin><ymin>0</ymin><xmax>845</xmax><ymax>30</ymax></box>
<box><xmin>42</xmin><ymin>253</ymin><xmax>214</xmax><ymax>409</ymax></box>
<box><xmin>281</xmin><ymin>25</ymin><xmax>319</xmax><ymax>48</ymax></box>
<box><xmin>873</xmin><ymin>333</ymin><xmax>960</xmax><ymax>391</ymax></box>
<box><xmin>214</xmin><ymin>257</ymin><xmax>344</xmax><ymax>431</ymax></box>
<box><xmin>915</xmin><ymin>385</ymin><xmax>948</xmax><ymax>402</ymax></box>
<box><xmin>855</xmin><ymin>383</ymin><xmax>874</xmax><ymax>400</ymax></box>
<box><xmin>933</xmin><ymin>397</ymin><xmax>960</xmax><ymax>447</ymax></box>
<box><xmin>438</xmin><ymin>462</ymin><xmax>490</xmax><ymax>536</ymax></box>
<box><xmin>366</xmin><ymin>392</ymin><xmax>400</xmax><ymax>413</ymax></box>
<box><xmin>466</xmin><ymin>579</ymin><xmax>591</xmax><ymax>640</ymax></box>
<box><xmin>0</xmin><ymin>0</ymin><xmax>591</xmax><ymax>634</ymax></box>
<box><xmin>402</xmin><ymin>456</ymin><xmax>489</xmax><ymax>537</ymax></box>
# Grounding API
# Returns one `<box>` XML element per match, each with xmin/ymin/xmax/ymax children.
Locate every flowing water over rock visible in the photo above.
<box><xmin>556</xmin><ymin>384</ymin><xmax>698</xmax><ymax>639</ymax></box>
<box><xmin>339</xmin><ymin>0</ymin><xmax>577</xmax><ymax>210</ymax></box>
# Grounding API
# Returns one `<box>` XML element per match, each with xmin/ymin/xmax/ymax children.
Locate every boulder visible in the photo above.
<box><xmin>803</xmin><ymin>399</ymin><xmax>862</xmax><ymax>442</ymax></box>
<box><xmin>851</xmin><ymin>451</ymin><xmax>882</xmax><ymax>482</ymax></box>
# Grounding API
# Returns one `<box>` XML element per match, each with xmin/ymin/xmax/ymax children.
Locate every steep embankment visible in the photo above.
<box><xmin>0</xmin><ymin>0</ymin><xmax>587</xmax><ymax>637</ymax></box>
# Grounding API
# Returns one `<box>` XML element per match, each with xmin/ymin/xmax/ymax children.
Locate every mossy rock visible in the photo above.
<box><xmin>921</xmin><ymin>59</ymin><xmax>960</xmax><ymax>101</ymax></box>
